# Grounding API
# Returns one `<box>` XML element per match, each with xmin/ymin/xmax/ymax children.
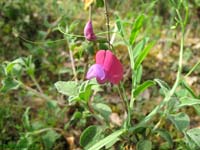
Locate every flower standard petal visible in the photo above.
<box><xmin>87</xmin><ymin>50</ymin><xmax>123</xmax><ymax>84</ymax></box>
<box><xmin>96</xmin><ymin>50</ymin><xmax>123</xmax><ymax>84</ymax></box>
<box><xmin>96</xmin><ymin>50</ymin><xmax>106</xmax><ymax>66</ymax></box>
<box><xmin>104</xmin><ymin>50</ymin><xmax>123</xmax><ymax>84</ymax></box>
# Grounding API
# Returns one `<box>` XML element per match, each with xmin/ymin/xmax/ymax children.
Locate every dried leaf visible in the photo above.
<box><xmin>110</xmin><ymin>113</ymin><xmax>122</xmax><ymax>126</ymax></box>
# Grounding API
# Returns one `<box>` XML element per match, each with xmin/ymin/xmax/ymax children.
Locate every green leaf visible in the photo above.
<box><xmin>154</xmin><ymin>79</ymin><xmax>170</xmax><ymax>96</ymax></box>
<box><xmin>105</xmin><ymin>137</ymin><xmax>120</xmax><ymax>149</ymax></box>
<box><xmin>185</xmin><ymin>135</ymin><xmax>199</xmax><ymax>150</ymax></box>
<box><xmin>23</xmin><ymin>56</ymin><xmax>35</xmax><ymax>76</ymax></box>
<box><xmin>22</xmin><ymin>107</ymin><xmax>31</xmax><ymax>131</ymax></box>
<box><xmin>181</xmin><ymin>81</ymin><xmax>197</xmax><ymax>98</ymax></box>
<box><xmin>134</xmin><ymin>80</ymin><xmax>155</xmax><ymax>97</ymax></box>
<box><xmin>129</xmin><ymin>15</ymin><xmax>144</xmax><ymax>45</ymax></box>
<box><xmin>176</xmin><ymin>89</ymin><xmax>190</xmax><ymax>98</ymax></box>
<box><xmin>134</xmin><ymin>41</ymin><xmax>154</xmax><ymax>70</ymax></box>
<box><xmin>16</xmin><ymin>135</ymin><xmax>33</xmax><ymax>150</ymax></box>
<box><xmin>96</xmin><ymin>0</ymin><xmax>104</xmax><ymax>7</ymax></box>
<box><xmin>168</xmin><ymin>112</ymin><xmax>190</xmax><ymax>132</ymax></box>
<box><xmin>68</xmin><ymin>96</ymin><xmax>81</xmax><ymax>103</ymax></box>
<box><xmin>6</xmin><ymin>62</ymin><xmax>21</xmax><ymax>75</ymax></box>
<box><xmin>42</xmin><ymin>129</ymin><xmax>60</xmax><ymax>150</ymax></box>
<box><xmin>93</xmin><ymin>103</ymin><xmax>112</xmax><ymax>121</ymax></box>
<box><xmin>136</xmin><ymin>65</ymin><xmax>143</xmax><ymax>84</ymax></box>
<box><xmin>179</xmin><ymin>97</ymin><xmax>200</xmax><ymax>107</ymax></box>
<box><xmin>186</xmin><ymin>128</ymin><xmax>200</xmax><ymax>148</ymax></box>
<box><xmin>136</xmin><ymin>140</ymin><xmax>152</xmax><ymax>150</ymax></box>
<box><xmin>32</xmin><ymin>121</ymin><xmax>45</xmax><ymax>130</ymax></box>
<box><xmin>193</xmin><ymin>105</ymin><xmax>200</xmax><ymax>116</ymax></box>
<box><xmin>47</xmin><ymin>100</ymin><xmax>58</xmax><ymax>108</ymax></box>
<box><xmin>115</xmin><ymin>16</ymin><xmax>125</xmax><ymax>37</ymax></box>
<box><xmin>80</xmin><ymin>125</ymin><xmax>102</xmax><ymax>148</ymax></box>
<box><xmin>0</xmin><ymin>77</ymin><xmax>21</xmax><ymax>93</ymax></box>
<box><xmin>133</xmin><ymin>37</ymin><xmax>149</xmax><ymax>59</ymax></box>
<box><xmin>155</xmin><ymin>129</ymin><xmax>173</xmax><ymax>147</ymax></box>
<box><xmin>87</xmin><ymin>129</ymin><xmax>125</xmax><ymax>150</ymax></box>
<box><xmin>79</xmin><ymin>81</ymin><xmax>95</xmax><ymax>102</ymax></box>
<box><xmin>54</xmin><ymin>81</ymin><xmax>78</xmax><ymax>96</ymax></box>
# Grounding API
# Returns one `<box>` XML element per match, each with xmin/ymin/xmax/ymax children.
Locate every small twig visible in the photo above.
<box><xmin>117</xmin><ymin>85</ymin><xmax>128</xmax><ymax>114</ymax></box>
<box><xmin>83</xmin><ymin>53</ymin><xmax>89</xmax><ymax>80</ymax></box>
<box><xmin>30</xmin><ymin>75</ymin><xmax>44</xmax><ymax>94</ymax></box>
<box><xmin>22</xmin><ymin>84</ymin><xmax>67</xmax><ymax>108</ymax></box>
<box><xmin>88</xmin><ymin>91</ymin><xmax>96</xmax><ymax>113</ymax></box>
<box><xmin>69</xmin><ymin>50</ymin><xmax>78</xmax><ymax>82</ymax></box>
<box><xmin>103</xmin><ymin>0</ymin><xmax>111</xmax><ymax>48</ymax></box>
<box><xmin>110</xmin><ymin>24</ymin><xmax>117</xmax><ymax>45</ymax></box>
<box><xmin>22</xmin><ymin>84</ymin><xmax>51</xmax><ymax>101</ymax></box>
<box><xmin>89</xmin><ymin>5</ymin><xmax>92</xmax><ymax>21</ymax></box>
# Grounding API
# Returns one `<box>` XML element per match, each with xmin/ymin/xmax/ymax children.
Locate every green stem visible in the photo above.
<box><xmin>169</xmin><ymin>9</ymin><xmax>184</xmax><ymax>98</ymax></box>
<box><xmin>142</xmin><ymin>7</ymin><xmax>185</xmax><ymax>126</ymax></box>
<box><xmin>185</xmin><ymin>60</ymin><xmax>200</xmax><ymax>78</ymax></box>
<box><xmin>103</xmin><ymin>0</ymin><xmax>111</xmax><ymax>48</ymax></box>
<box><xmin>30</xmin><ymin>75</ymin><xmax>43</xmax><ymax>94</ymax></box>
<box><xmin>69</xmin><ymin>50</ymin><xmax>77</xmax><ymax>82</ymax></box>
<box><xmin>22</xmin><ymin>84</ymin><xmax>51</xmax><ymax>101</ymax></box>
<box><xmin>27</xmin><ymin>127</ymin><xmax>64</xmax><ymax>136</ymax></box>
<box><xmin>89</xmin><ymin>5</ymin><xmax>92</xmax><ymax>21</ymax></box>
<box><xmin>119</xmin><ymin>82</ymin><xmax>130</xmax><ymax>128</ymax></box>
<box><xmin>127</xmin><ymin>46</ymin><xmax>136</xmax><ymax>126</ymax></box>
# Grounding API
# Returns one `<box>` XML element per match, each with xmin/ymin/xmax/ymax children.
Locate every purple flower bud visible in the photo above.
<box><xmin>84</xmin><ymin>20</ymin><xmax>97</xmax><ymax>41</ymax></box>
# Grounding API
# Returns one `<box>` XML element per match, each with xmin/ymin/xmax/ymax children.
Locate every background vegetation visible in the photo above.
<box><xmin>1</xmin><ymin>0</ymin><xmax>200</xmax><ymax>149</ymax></box>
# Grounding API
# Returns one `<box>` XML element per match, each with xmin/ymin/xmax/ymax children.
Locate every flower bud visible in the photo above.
<box><xmin>84</xmin><ymin>20</ymin><xmax>97</xmax><ymax>41</ymax></box>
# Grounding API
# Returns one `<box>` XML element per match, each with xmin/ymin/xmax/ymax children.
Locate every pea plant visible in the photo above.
<box><xmin>53</xmin><ymin>0</ymin><xmax>200</xmax><ymax>150</ymax></box>
<box><xmin>1</xmin><ymin>0</ymin><xmax>200</xmax><ymax>149</ymax></box>
<box><xmin>56</xmin><ymin>0</ymin><xmax>200</xmax><ymax>150</ymax></box>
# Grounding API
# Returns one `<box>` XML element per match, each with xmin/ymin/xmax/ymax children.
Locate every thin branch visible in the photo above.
<box><xmin>22</xmin><ymin>84</ymin><xmax>67</xmax><ymax>108</ymax></box>
<box><xmin>30</xmin><ymin>75</ymin><xmax>44</xmax><ymax>94</ymax></box>
<box><xmin>103</xmin><ymin>0</ymin><xmax>111</xmax><ymax>48</ymax></box>
<box><xmin>69</xmin><ymin>50</ymin><xmax>78</xmax><ymax>82</ymax></box>
<box><xmin>89</xmin><ymin>5</ymin><xmax>92</xmax><ymax>21</ymax></box>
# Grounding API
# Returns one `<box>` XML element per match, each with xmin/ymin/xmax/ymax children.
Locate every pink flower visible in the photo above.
<box><xmin>86</xmin><ymin>50</ymin><xmax>123</xmax><ymax>84</ymax></box>
<box><xmin>84</xmin><ymin>20</ymin><xmax>97</xmax><ymax>41</ymax></box>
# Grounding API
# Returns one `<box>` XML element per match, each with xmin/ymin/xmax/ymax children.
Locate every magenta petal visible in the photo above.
<box><xmin>88</xmin><ymin>50</ymin><xmax>123</xmax><ymax>84</ymax></box>
<box><xmin>84</xmin><ymin>21</ymin><xmax>97</xmax><ymax>41</ymax></box>
<box><xmin>96</xmin><ymin>50</ymin><xmax>106</xmax><ymax>66</ymax></box>
<box><xmin>86</xmin><ymin>64</ymin><xmax>106</xmax><ymax>83</ymax></box>
<box><xmin>105</xmin><ymin>51</ymin><xmax>123</xmax><ymax>84</ymax></box>
<box><xmin>96</xmin><ymin>50</ymin><xmax>123</xmax><ymax>84</ymax></box>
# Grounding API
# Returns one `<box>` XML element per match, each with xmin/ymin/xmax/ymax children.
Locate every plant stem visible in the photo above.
<box><xmin>30</xmin><ymin>75</ymin><xmax>43</xmax><ymax>94</ymax></box>
<box><xmin>103</xmin><ymin>0</ymin><xmax>111</xmax><ymax>48</ymax></box>
<box><xmin>142</xmin><ymin>7</ymin><xmax>186</xmax><ymax>126</ymax></box>
<box><xmin>169</xmin><ymin>14</ymin><xmax>184</xmax><ymax>98</ymax></box>
<box><xmin>69</xmin><ymin>50</ymin><xmax>77</xmax><ymax>82</ymax></box>
<box><xmin>117</xmin><ymin>85</ymin><xmax>128</xmax><ymax>115</ymax></box>
<box><xmin>184</xmin><ymin>60</ymin><xmax>200</xmax><ymax>78</ymax></box>
<box><xmin>22</xmin><ymin>84</ymin><xmax>67</xmax><ymax>107</ymax></box>
<box><xmin>89</xmin><ymin>5</ymin><xmax>92</xmax><ymax>21</ymax></box>
<box><xmin>119</xmin><ymin>82</ymin><xmax>131</xmax><ymax>128</ymax></box>
<box><xmin>22</xmin><ymin>84</ymin><xmax>51</xmax><ymax>101</ymax></box>
<box><xmin>88</xmin><ymin>91</ymin><xmax>95</xmax><ymax>114</ymax></box>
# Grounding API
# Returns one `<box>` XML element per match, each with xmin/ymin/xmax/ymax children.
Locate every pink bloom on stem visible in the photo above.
<box><xmin>86</xmin><ymin>50</ymin><xmax>123</xmax><ymax>84</ymax></box>
<box><xmin>84</xmin><ymin>20</ymin><xmax>97</xmax><ymax>41</ymax></box>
